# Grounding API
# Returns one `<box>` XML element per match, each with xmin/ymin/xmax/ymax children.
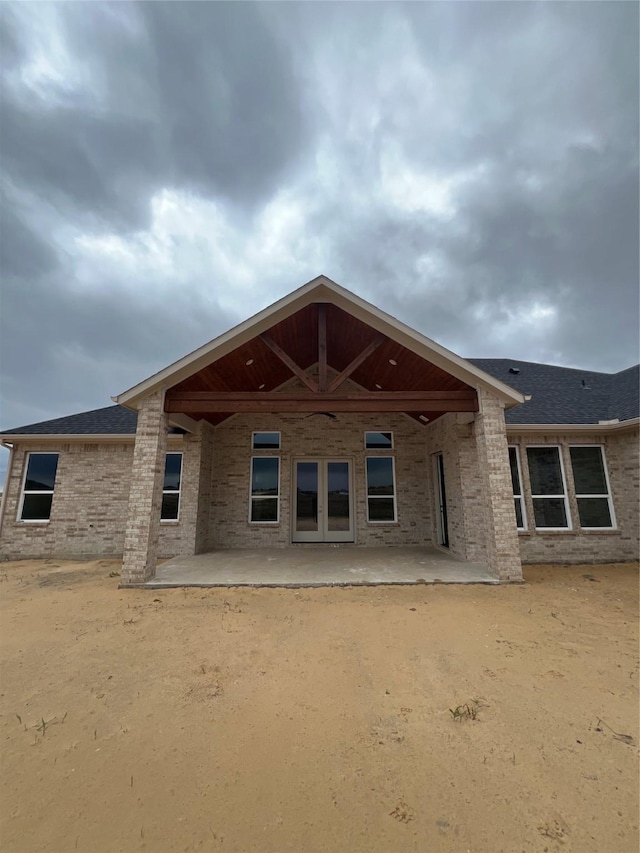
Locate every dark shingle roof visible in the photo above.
<box><xmin>608</xmin><ymin>365</ymin><xmax>640</xmax><ymax>423</ymax></box>
<box><xmin>1</xmin><ymin>361</ymin><xmax>638</xmax><ymax>436</ymax></box>
<box><xmin>1</xmin><ymin>406</ymin><xmax>138</xmax><ymax>436</ymax></box>
<box><xmin>470</xmin><ymin>360</ymin><xmax>639</xmax><ymax>425</ymax></box>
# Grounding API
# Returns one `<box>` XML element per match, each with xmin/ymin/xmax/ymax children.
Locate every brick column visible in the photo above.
<box><xmin>474</xmin><ymin>389</ymin><xmax>523</xmax><ymax>582</ymax></box>
<box><xmin>121</xmin><ymin>391</ymin><xmax>168</xmax><ymax>585</ymax></box>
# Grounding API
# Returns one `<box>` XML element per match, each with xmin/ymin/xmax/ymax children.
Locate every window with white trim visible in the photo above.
<box><xmin>569</xmin><ymin>446</ymin><xmax>615</xmax><ymax>529</ymax></box>
<box><xmin>19</xmin><ymin>453</ymin><xmax>59</xmax><ymax>522</ymax></box>
<box><xmin>526</xmin><ymin>446</ymin><xmax>571</xmax><ymax>529</ymax></box>
<box><xmin>252</xmin><ymin>431</ymin><xmax>281</xmax><ymax>450</ymax></box>
<box><xmin>366</xmin><ymin>456</ymin><xmax>397</xmax><ymax>522</ymax></box>
<box><xmin>161</xmin><ymin>453</ymin><xmax>182</xmax><ymax>521</ymax></box>
<box><xmin>508</xmin><ymin>446</ymin><xmax>527</xmax><ymax>530</ymax></box>
<box><xmin>250</xmin><ymin>457</ymin><xmax>280</xmax><ymax>522</ymax></box>
<box><xmin>364</xmin><ymin>431</ymin><xmax>393</xmax><ymax>449</ymax></box>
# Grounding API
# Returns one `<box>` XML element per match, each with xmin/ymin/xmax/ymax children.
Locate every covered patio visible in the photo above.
<box><xmin>118</xmin><ymin>277</ymin><xmax>524</xmax><ymax>587</ymax></box>
<box><xmin>140</xmin><ymin>546</ymin><xmax>498</xmax><ymax>588</ymax></box>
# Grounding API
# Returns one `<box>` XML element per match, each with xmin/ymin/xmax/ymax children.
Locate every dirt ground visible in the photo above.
<box><xmin>0</xmin><ymin>559</ymin><xmax>637</xmax><ymax>853</ymax></box>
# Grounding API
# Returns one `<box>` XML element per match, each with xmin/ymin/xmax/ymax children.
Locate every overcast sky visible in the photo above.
<box><xmin>1</xmin><ymin>1</ymin><xmax>638</xmax><ymax>480</ymax></box>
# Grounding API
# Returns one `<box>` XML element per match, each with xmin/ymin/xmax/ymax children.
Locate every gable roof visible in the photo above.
<box><xmin>470</xmin><ymin>360</ymin><xmax>639</xmax><ymax>425</ymax></box>
<box><xmin>115</xmin><ymin>275</ymin><xmax>524</xmax><ymax>409</ymax></box>
<box><xmin>2</xmin><ymin>361</ymin><xmax>637</xmax><ymax>439</ymax></box>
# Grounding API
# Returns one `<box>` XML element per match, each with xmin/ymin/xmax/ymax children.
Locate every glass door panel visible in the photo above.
<box><xmin>327</xmin><ymin>462</ymin><xmax>350</xmax><ymax>532</ymax></box>
<box><xmin>295</xmin><ymin>462</ymin><xmax>318</xmax><ymax>533</ymax></box>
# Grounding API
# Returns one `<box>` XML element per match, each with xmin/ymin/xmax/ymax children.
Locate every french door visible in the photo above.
<box><xmin>292</xmin><ymin>459</ymin><xmax>354</xmax><ymax>543</ymax></box>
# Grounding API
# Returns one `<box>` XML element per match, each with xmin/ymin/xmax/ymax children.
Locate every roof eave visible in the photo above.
<box><xmin>506</xmin><ymin>418</ymin><xmax>640</xmax><ymax>433</ymax></box>
<box><xmin>115</xmin><ymin>275</ymin><xmax>524</xmax><ymax>409</ymax></box>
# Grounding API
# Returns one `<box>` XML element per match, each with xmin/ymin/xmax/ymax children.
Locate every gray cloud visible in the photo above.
<box><xmin>1</xmin><ymin>0</ymin><xmax>638</xmax><ymax>483</ymax></box>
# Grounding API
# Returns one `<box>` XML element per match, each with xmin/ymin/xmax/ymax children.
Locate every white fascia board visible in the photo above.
<box><xmin>115</xmin><ymin>276</ymin><xmax>332</xmax><ymax>407</ymax></box>
<box><xmin>321</xmin><ymin>282</ymin><xmax>525</xmax><ymax>406</ymax></box>
<box><xmin>115</xmin><ymin>274</ymin><xmax>524</xmax><ymax>409</ymax></box>
<box><xmin>506</xmin><ymin>418</ymin><xmax>639</xmax><ymax>433</ymax></box>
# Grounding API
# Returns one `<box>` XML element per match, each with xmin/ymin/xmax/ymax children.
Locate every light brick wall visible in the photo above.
<box><xmin>122</xmin><ymin>391</ymin><xmax>168</xmax><ymax>584</ymax></box>
<box><xmin>0</xmin><ymin>440</ymin><xmax>134</xmax><ymax>560</ymax></box>
<box><xmin>1</xmin><ymin>415</ymin><xmax>635</xmax><ymax>571</ymax></box>
<box><xmin>195</xmin><ymin>422</ymin><xmax>216</xmax><ymax>554</ymax></box>
<box><xmin>207</xmin><ymin>412</ymin><xmax>432</xmax><ymax>548</ymax></box>
<box><xmin>472</xmin><ymin>391</ymin><xmax>523</xmax><ymax>581</ymax></box>
<box><xmin>509</xmin><ymin>428</ymin><xmax>640</xmax><ymax>564</ymax></box>
<box><xmin>422</xmin><ymin>396</ymin><xmax>524</xmax><ymax>580</ymax></box>
<box><xmin>422</xmin><ymin>413</ymin><xmax>470</xmax><ymax>560</ymax></box>
<box><xmin>158</xmin><ymin>433</ymin><xmax>208</xmax><ymax>558</ymax></box>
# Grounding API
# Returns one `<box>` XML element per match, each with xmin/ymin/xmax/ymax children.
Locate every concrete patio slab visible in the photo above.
<box><xmin>142</xmin><ymin>546</ymin><xmax>498</xmax><ymax>588</ymax></box>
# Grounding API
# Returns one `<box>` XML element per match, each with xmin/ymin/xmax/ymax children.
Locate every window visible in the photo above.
<box><xmin>19</xmin><ymin>453</ymin><xmax>59</xmax><ymax>522</ymax></box>
<box><xmin>526</xmin><ymin>446</ymin><xmax>570</xmax><ymax>529</ymax></box>
<box><xmin>570</xmin><ymin>446</ymin><xmax>615</xmax><ymax>528</ymax></box>
<box><xmin>161</xmin><ymin>453</ymin><xmax>182</xmax><ymax>521</ymax></box>
<box><xmin>252</xmin><ymin>432</ymin><xmax>281</xmax><ymax>450</ymax></box>
<box><xmin>250</xmin><ymin>457</ymin><xmax>279</xmax><ymax>522</ymax></box>
<box><xmin>365</xmin><ymin>431</ymin><xmax>393</xmax><ymax>449</ymax></box>
<box><xmin>366</xmin><ymin>456</ymin><xmax>397</xmax><ymax>522</ymax></box>
<box><xmin>508</xmin><ymin>446</ymin><xmax>527</xmax><ymax>530</ymax></box>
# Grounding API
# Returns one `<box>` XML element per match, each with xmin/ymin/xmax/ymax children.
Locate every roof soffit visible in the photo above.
<box><xmin>116</xmin><ymin>276</ymin><xmax>524</xmax><ymax>408</ymax></box>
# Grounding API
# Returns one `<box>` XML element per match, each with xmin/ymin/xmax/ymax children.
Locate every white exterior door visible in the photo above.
<box><xmin>292</xmin><ymin>459</ymin><xmax>354</xmax><ymax>543</ymax></box>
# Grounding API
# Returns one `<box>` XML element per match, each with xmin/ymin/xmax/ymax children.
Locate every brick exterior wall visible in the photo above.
<box><xmin>206</xmin><ymin>412</ymin><xmax>432</xmax><ymax>548</ymax></box>
<box><xmin>422</xmin><ymin>413</ymin><xmax>474</xmax><ymax>560</ymax></box>
<box><xmin>0</xmin><ymin>440</ymin><xmax>134</xmax><ymax>560</ymax></box>
<box><xmin>121</xmin><ymin>391</ymin><xmax>169</xmax><ymax>584</ymax></box>
<box><xmin>472</xmin><ymin>391</ymin><xmax>523</xmax><ymax>581</ymax></box>
<box><xmin>509</xmin><ymin>427</ymin><xmax>639</xmax><ymax>564</ymax></box>
<box><xmin>1</xmin><ymin>407</ymin><xmax>636</xmax><ymax>574</ymax></box>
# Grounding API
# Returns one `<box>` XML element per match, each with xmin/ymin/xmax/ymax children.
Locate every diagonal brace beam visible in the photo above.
<box><xmin>260</xmin><ymin>334</ymin><xmax>318</xmax><ymax>392</ymax></box>
<box><xmin>328</xmin><ymin>335</ymin><xmax>386</xmax><ymax>392</ymax></box>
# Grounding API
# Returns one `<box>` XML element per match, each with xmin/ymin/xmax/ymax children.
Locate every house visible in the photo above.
<box><xmin>0</xmin><ymin>276</ymin><xmax>638</xmax><ymax>585</ymax></box>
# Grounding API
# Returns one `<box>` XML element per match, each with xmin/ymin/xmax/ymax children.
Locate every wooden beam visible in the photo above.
<box><xmin>260</xmin><ymin>334</ymin><xmax>318</xmax><ymax>392</ymax></box>
<box><xmin>165</xmin><ymin>390</ymin><xmax>478</xmax><ymax>414</ymax></box>
<box><xmin>328</xmin><ymin>335</ymin><xmax>385</xmax><ymax>392</ymax></box>
<box><xmin>167</xmin><ymin>399</ymin><xmax>477</xmax><ymax>414</ymax></box>
<box><xmin>167</xmin><ymin>390</ymin><xmax>475</xmax><ymax>402</ymax></box>
<box><xmin>318</xmin><ymin>303</ymin><xmax>327</xmax><ymax>392</ymax></box>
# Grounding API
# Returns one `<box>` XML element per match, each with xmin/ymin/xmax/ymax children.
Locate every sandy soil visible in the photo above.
<box><xmin>0</xmin><ymin>559</ymin><xmax>637</xmax><ymax>853</ymax></box>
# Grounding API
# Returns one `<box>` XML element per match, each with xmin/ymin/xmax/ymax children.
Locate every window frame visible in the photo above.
<box><xmin>252</xmin><ymin>431</ymin><xmax>281</xmax><ymax>450</ymax></box>
<box><xmin>508</xmin><ymin>445</ymin><xmax>527</xmax><ymax>531</ymax></box>
<box><xmin>364</xmin><ymin>431</ymin><xmax>394</xmax><ymax>450</ymax></box>
<box><xmin>569</xmin><ymin>444</ymin><xmax>616</xmax><ymax>530</ymax></box>
<box><xmin>248</xmin><ymin>456</ymin><xmax>280</xmax><ymax>524</ymax></box>
<box><xmin>526</xmin><ymin>445</ymin><xmax>572</xmax><ymax>531</ymax></box>
<box><xmin>365</xmin><ymin>455</ymin><xmax>397</xmax><ymax>524</ymax></box>
<box><xmin>160</xmin><ymin>452</ymin><xmax>183</xmax><ymax>523</ymax></box>
<box><xmin>17</xmin><ymin>451</ymin><xmax>59</xmax><ymax>523</ymax></box>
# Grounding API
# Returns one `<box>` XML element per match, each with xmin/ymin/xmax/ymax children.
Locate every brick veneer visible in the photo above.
<box><xmin>1</xmin><ymin>402</ymin><xmax>635</xmax><ymax>578</ymax></box>
<box><xmin>207</xmin><ymin>411</ymin><xmax>431</xmax><ymax>548</ymax></box>
<box><xmin>121</xmin><ymin>391</ymin><xmax>169</xmax><ymax>584</ymax></box>
<box><xmin>472</xmin><ymin>390</ymin><xmax>523</xmax><ymax>581</ymax></box>
<box><xmin>509</xmin><ymin>428</ymin><xmax>639</xmax><ymax>564</ymax></box>
<box><xmin>0</xmin><ymin>440</ymin><xmax>134</xmax><ymax>559</ymax></box>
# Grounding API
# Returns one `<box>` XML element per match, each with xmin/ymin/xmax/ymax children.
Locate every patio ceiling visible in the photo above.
<box><xmin>165</xmin><ymin>303</ymin><xmax>478</xmax><ymax>426</ymax></box>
